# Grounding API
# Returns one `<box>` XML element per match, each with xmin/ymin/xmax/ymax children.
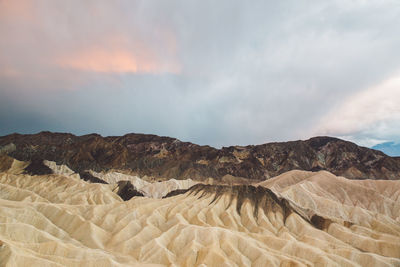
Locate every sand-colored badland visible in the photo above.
<box><xmin>0</xmin><ymin>161</ymin><xmax>399</xmax><ymax>266</ymax></box>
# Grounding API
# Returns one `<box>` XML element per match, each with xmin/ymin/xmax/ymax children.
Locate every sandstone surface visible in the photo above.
<box><xmin>0</xmin><ymin>169</ymin><xmax>399</xmax><ymax>266</ymax></box>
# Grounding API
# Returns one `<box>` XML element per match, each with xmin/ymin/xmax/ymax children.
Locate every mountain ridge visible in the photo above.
<box><xmin>1</xmin><ymin>131</ymin><xmax>400</xmax><ymax>180</ymax></box>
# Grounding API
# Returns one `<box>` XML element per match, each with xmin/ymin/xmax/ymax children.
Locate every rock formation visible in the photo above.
<box><xmin>1</xmin><ymin>132</ymin><xmax>399</xmax><ymax>266</ymax></box>
<box><xmin>1</xmin><ymin>131</ymin><xmax>400</xmax><ymax>181</ymax></box>
<box><xmin>0</xmin><ymin>169</ymin><xmax>399</xmax><ymax>266</ymax></box>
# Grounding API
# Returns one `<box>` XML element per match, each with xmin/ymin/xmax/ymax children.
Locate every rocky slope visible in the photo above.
<box><xmin>1</xmin><ymin>131</ymin><xmax>400</xmax><ymax>180</ymax></box>
<box><xmin>0</xmin><ymin>155</ymin><xmax>203</xmax><ymax>200</ymax></box>
<box><xmin>0</xmin><ymin>170</ymin><xmax>399</xmax><ymax>266</ymax></box>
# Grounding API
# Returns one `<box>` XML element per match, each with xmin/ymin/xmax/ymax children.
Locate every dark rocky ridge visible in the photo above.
<box><xmin>0</xmin><ymin>155</ymin><xmax>14</xmax><ymax>172</ymax></box>
<box><xmin>163</xmin><ymin>189</ymin><xmax>189</xmax><ymax>198</ymax></box>
<box><xmin>24</xmin><ymin>158</ymin><xmax>53</xmax><ymax>176</ymax></box>
<box><xmin>79</xmin><ymin>171</ymin><xmax>108</xmax><ymax>184</ymax></box>
<box><xmin>1</xmin><ymin>131</ymin><xmax>400</xmax><ymax>180</ymax></box>
<box><xmin>165</xmin><ymin>184</ymin><xmax>340</xmax><ymax>230</ymax></box>
<box><xmin>115</xmin><ymin>181</ymin><xmax>144</xmax><ymax>200</ymax></box>
<box><xmin>166</xmin><ymin>184</ymin><xmax>291</xmax><ymax>219</ymax></box>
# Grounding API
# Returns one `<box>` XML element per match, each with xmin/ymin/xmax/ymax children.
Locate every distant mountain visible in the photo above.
<box><xmin>372</xmin><ymin>141</ymin><xmax>400</xmax><ymax>157</ymax></box>
<box><xmin>1</xmin><ymin>131</ymin><xmax>400</xmax><ymax>180</ymax></box>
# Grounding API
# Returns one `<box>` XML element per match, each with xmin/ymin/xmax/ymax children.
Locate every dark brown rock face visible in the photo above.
<box><xmin>166</xmin><ymin>184</ymin><xmax>292</xmax><ymax>218</ymax></box>
<box><xmin>24</xmin><ymin>158</ymin><xmax>53</xmax><ymax>176</ymax></box>
<box><xmin>1</xmin><ymin>131</ymin><xmax>400</xmax><ymax>180</ymax></box>
<box><xmin>115</xmin><ymin>181</ymin><xmax>144</xmax><ymax>200</ymax></box>
<box><xmin>0</xmin><ymin>155</ymin><xmax>14</xmax><ymax>172</ymax></box>
<box><xmin>79</xmin><ymin>171</ymin><xmax>108</xmax><ymax>184</ymax></box>
<box><xmin>170</xmin><ymin>184</ymin><xmax>292</xmax><ymax>218</ymax></box>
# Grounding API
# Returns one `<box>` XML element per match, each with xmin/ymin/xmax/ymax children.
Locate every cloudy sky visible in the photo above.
<box><xmin>1</xmin><ymin>0</ymin><xmax>400</xmax><ymax>148</ymax></box>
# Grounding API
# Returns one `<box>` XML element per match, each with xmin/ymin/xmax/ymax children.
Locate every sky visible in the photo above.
<box><xmin>1</xmin><ymin>0</ymin><xmax>400</xmax><ymax>148</ymax></box>
<box><xmin>372</xmin><ymin>142</ymin><xmax>400</xmax><ymax>157</ymax></box>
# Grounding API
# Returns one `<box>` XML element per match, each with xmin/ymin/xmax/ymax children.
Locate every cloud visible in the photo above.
<box><xmin>1</xmin><ymin>0</ymin><xmax>400</xmax><ymax>147</ymax></box>
<box><xmin>0</xmin><ymin>0</ymin><xmax>35</xmax><ymax>21</ymax></box>
<box><xmin>312</xmin><ymin>72</ymin><xmax>400</xmax><ymax>146</ymax></box>
<box><xmin>56</xmin><ymin>45</ymin><xmax>180</xmax><ymax>74</ymax></box>
<box><xmin>0</xmin><ymin>0</ymin><xmax>180</xmax><ymax>79</ymax></box>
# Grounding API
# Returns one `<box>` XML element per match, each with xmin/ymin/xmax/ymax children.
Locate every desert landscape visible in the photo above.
<box><xmin>0</xmin><ymin>133</ymin><xmax>399</xmax><ymax>266</ymax></box>
<box><xmin>1</xmin><ymin>1</ymin><xmax>400</xmax><ymax>266</ymax></box>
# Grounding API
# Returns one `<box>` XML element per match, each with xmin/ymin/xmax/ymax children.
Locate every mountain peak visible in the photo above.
<box><xmin>1</xmin><ymin>131</ymin><xmax>399</xmax><ymax>180</ymax></box>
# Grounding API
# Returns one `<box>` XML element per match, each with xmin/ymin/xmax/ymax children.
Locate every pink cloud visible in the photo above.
<box><xmin>311</xmin><ymin>72</ymin><xmax>400</xmax><ymax>139</ymax></box>
<box><xmin>56</xmin><ymin>46</ymin><xmax>180</xmax><ymax>74</ymax></box>
<box><xmin>0</xmin><ymin>0</ymin><xmax>35</xmax><ymax>21</ymax></box>
<box><xmin>0</xmin><ymin>1</ymin><xmax>181</xmax><ymax>79</ymax></box>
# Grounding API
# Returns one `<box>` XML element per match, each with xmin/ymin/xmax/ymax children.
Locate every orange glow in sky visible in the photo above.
<box><xmin>0</xmin><ymin>0</ymin><xmax>181</xmax><ymax>76</ymax></box>
<box><xmin>0</xmin><ymin>0</ymin><xmax>34</xmax><ymax>21</ymax></box>
<box><xmin>57</xmin><ymin>47</ymin><xmax>181</xmax><ymax>74</ymax></box>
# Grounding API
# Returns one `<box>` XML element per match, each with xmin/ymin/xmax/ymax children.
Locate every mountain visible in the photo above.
<box><xmin>1</xmin><ymin>131</ymin><xmax>400</xmax><ymax>180</ymax></box>
<box><xmin>1</xmin><ymin>133</ymin><xmax>399</xmax><ymax>266</ymax></box>
<box><xmin>372</xmin><ymin>141</ymin><xmax>400</xmax><ymax>157</ymax></box>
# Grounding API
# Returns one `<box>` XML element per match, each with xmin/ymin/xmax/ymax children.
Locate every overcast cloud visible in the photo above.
<box><xmin>1</xmin><ymin>0</ymin><xmax>400</xmax><ymax>147</ymax></box>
